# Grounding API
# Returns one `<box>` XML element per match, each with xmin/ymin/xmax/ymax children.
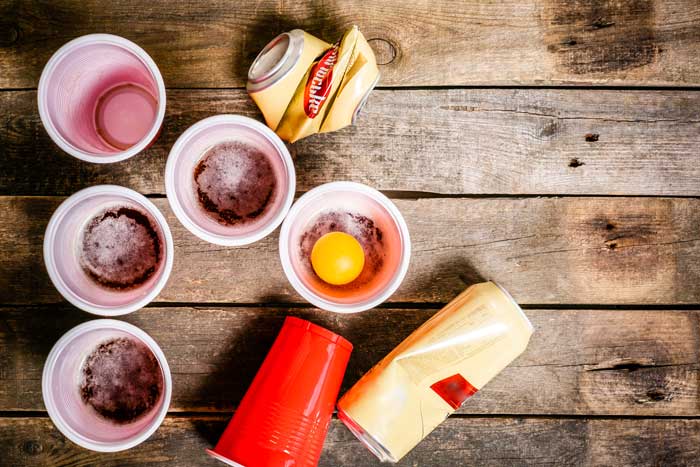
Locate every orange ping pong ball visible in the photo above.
<box><xmin>311</xmin><ymin>232</ymin><xmax>365</xmax><ymax>285</ymax></box>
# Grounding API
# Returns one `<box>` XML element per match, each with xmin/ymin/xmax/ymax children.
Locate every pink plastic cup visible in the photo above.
<box><xmin>279</xmin><ymin>182</ymin><xmax>411</xmax><ymax>313</ymax></box>
<box><xmin>43</xmin><ymin>185</ymin><xmax>174</xmax><ymax>316</ymax></box>
<box><xmin>38</xmin><ymin>34</ymin><xmax>166</xmax><ymax>163</ymax></box>
<box><xmin>42</xmin><ymin>319</ymin><xmax>172</xmax><ymax>452</ymax></box>
<box><xmin>165</xmin><ymin>115</ymin><xmax>296</xmax><ymax>246</ymax></box>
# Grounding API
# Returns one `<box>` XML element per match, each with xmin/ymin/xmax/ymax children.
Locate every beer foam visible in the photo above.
<box><xmin>80</xmin><ymin>206</ymin><xmax>162</xmax><ymax>289</ymax></box>
<box><xmin>194</xmin><ymin>141</ymin><xmax>277</xmax><ymax>225</ymax></box>
<box><xmin>299</xmin><ymin>211</ymin><xmax>384</xmax><ymax>289</ymax></box>
<box><xmin>80</xmin><ymin>337</ymin><xmax>163</xmax><ymax>425</ymax></box>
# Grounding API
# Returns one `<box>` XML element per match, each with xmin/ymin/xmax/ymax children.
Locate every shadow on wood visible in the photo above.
<box><xmin>232</xmin><ymin>3</ymin><xmax>352</xmax><ymax>85</ymax></box>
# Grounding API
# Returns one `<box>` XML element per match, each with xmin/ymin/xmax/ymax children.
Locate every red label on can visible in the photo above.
<box><xmin>430</xmin><ymin>374</ymin><xmax>478</xmax><ymax>410</ymax></box>
<box><xmin>303</xmin><ymin>44</ymin><xmax>339</xmax><ymax>118</ymax></box>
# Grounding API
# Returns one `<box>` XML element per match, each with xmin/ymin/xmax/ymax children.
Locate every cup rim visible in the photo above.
<box><xmin>42</xmin><ymin>319</ymin><xmax>172</xmax><ymax>452</ymax></box>
<box><xmin>165</xmin><ymin>114</ymin><xmax>296</xmax><ymax>246</ymax></box>
<box><xmin>205</xmin><ymin>449</ymin><xmax>246</xmax><ymax>467</ymax></box>
<box><xmin>279</xmin><ymin>181</ymin><xmax>411</xmax><ymax>313</ymax></box>
<box><xmin>37</xmin><ymin>33</ymin><xmax>167</xmax><ymax>164</ymax></box>
<box><xmin>43</xmin><ymin>185</ymin><xmax>174</xmax><ymax>316</ymax></box>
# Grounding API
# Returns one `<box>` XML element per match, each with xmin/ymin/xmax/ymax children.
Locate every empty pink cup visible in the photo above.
<box><xmin>42</xmin><ymin>319</ymin><xmax>172</xmax><ymax>452</ymax></box>
<box><xmin>165</xmin><ymin>115</ymin><xmax>296</xmax><ymax>246</ymax></box>
<box><xmin>38</xmin><ymin>34</ymin><xmax>166</xmax><ymax>163</ymax></box>
<box><xmin>279</xmin><ymin>182</ymin><xmax>411</xmax><ymax>313</ymax></box>
<box><xmin>43</xmin><ymin>185</ymin><xmax>174</xmax><ymax>316</ymax></box>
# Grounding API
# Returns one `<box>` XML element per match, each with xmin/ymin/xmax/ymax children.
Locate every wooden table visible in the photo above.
<box><xmin>2</xmin><ymin>1</ymin><xmax>700</xmax><ymax>465</ymax></box>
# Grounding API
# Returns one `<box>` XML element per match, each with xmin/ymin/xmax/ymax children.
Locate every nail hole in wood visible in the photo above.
<box><xmin>585</xmin><ymin>133</ymin><xmax>600</xmax><ymax>142</ymax></box>
<box><xmin>22</xmin><ymin>440</ymin><xmax>43</xmax><ymax>455</ymax></box>
<box><xmin>0</xmin><ymin>24</ymin><xmax>19</xmax><ymax>47</ymax></box>
<box><xmin>646</xmin><ymin>389</ymin><xmax>666</xmax><ymax>401</ymax></box>
<box><xmin>569</xmin><ymin>158</ymin><xmax>585</xmax><ymax>168</ymax></box>
<box><xmin>592</xmin><ymin>18</ymin><xmax>615</xmax><ymax>29</ymax></box>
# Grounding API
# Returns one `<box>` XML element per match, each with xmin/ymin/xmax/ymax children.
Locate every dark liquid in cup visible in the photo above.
<box><xmin>299</xmin><ymin>211</ymin><xmax>385</xmax><ymax>288</ymax></box>
<box><xmin>194</xmin><ymin>141</ymin><xmax>277</xmax><ymax>225</ymax></box>
<box><xmin>80</xmin><ymin>337</ymin><xmax>164</xmax><ymax>424</ymax></box>
<box><xmin>80</xmin><ymin>206</ymin><xmax>162</xmax><ymax>289</ymax></box>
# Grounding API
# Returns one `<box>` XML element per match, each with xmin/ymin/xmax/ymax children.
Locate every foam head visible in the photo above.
<box><xmin>44</xmin><ymin>185</ymin><xmax>174</xmax><ymax>316</ymax></box>
<box><xmin>166</xmin><ymin>115</ymin><xmax>295</xmax><ymax>246</ymax></box>
<box><xmin>42</xmin><ymin>320</ymin><xmax>171</xmax><ymax>452</ymax></box>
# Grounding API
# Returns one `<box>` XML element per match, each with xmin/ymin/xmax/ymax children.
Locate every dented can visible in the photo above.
<box><xmin>336</xmin><ymin>282</ymin><xmax>534</xmax><ymax>463</ymax></box>
<box><xmin>247</xmin><ymin>26</ymin><xmax>380</xmax><ymax>143</ymax></box>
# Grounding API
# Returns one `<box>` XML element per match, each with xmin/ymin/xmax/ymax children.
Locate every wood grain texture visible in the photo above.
<box><xmin>2</xmin><ymin>196</ymin><xmax>700</xmax><ymax>305</ymax></box>
<box><xmin>1</xmin><ymin>1</ymin><xmax>699</xmax><ymax>88</ymax></box>
<box><xmin>1</xmin><ymin>306</ymin><xmax>698</xmax><ymax>415</ymax></box>
<box><xmin>3</xmin><ymin>89</ymin><xmax>700</xmax><ymax>196</ymax></box>
<box><xmin>2</xmin><ymin>416</ymin><xmax>700</xmax><ymax>466</ymax></box>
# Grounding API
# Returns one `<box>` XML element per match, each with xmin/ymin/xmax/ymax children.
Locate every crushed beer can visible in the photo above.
<box><xmin>247</xmin><ymin>26</ymin><xmax>380</xmax><ymax>143</ymax></box>
<box><xmin>337</xmin><ymin>282</ymin><xmax>534</xmax><ymax>463</ymax></box>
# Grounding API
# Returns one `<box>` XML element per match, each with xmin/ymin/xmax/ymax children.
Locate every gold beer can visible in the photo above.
<box><xmin>247</xmin><ymin>26</ymin><xmax>380</xmax><ymax>143</ymax></box>
<box><xmin>337</xmin><ymin>281</ymin><xmax>534</xmax><ymax>463</ymax></box>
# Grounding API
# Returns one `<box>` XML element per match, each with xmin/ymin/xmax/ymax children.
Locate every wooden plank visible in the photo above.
<box><xmin>3</xmin><ymin>89</ymin><xmax>700</xmax><ymax>196</ymax></box>
<box><xmin>2</xmin><ymin>196</ymin><xmax>700</xmax><ymax>305</ymax></box>
<box><xmin>1</xmin><ymin>306</ymin><xmax>698</xmax><ymax>415</ymax></box>
<box><xmin>1</xmin><ymin>416</ymin><xmax>699</xmax><ymax>466</ymax></box>
<box><xmin>1</xmin><ymin>1</ymin><xmax>699</xmax><ymax>88</ymax></box>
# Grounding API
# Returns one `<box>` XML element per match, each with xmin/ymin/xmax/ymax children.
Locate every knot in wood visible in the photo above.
<box><xmin>368</xmin><ymin>38</ymin><xmax>397</xmax><ymax>65</ymax></box>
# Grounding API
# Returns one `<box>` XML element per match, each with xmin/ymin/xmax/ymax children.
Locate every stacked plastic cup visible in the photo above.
<box><xmin>38</xmin><ymin>34</ymin><xmax>166</xmax><ymax>163</ymax></box>
<box><xmin>206</xmin><ymin>316</ymin><xmax>353</xmax><ymax>466</ymax></box>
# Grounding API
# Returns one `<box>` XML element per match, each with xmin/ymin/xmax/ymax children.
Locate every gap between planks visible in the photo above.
<box><xmin>4</xmin><ymin>302</ymin><xmax>700</xmax><ymax>311</ymax></box>
<box><xmin>2</xmin><ymin>86</ymin><xmax>700</xmax><ymax>93</ymax></box>
<box><xmin>1</xmin><ymin>411</ymin><xmax>700</xmax><ymax>421</ymax></box>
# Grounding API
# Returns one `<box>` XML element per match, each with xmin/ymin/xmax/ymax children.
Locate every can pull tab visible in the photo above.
<box><xmin>430</xmin><ymin>374</ymin><xmax>478</xmax><ymax>410</ymax></box>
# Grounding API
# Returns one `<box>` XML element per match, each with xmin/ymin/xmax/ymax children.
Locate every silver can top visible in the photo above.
<box><xmin>247</xmin><ymin>29</ymin><xmax>305</xmax><ymax>93</ymax></box>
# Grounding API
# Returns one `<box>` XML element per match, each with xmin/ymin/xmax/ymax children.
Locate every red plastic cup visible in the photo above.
<box><xmin>206</xmin><ymin>316</ymin><xmax>353</xmax><ymax>467</ymax></box>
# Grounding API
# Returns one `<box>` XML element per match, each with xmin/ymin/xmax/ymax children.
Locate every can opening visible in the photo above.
<box><xmin>490</xmin><ymin>281</ymin><xmax>535</xmax><ymax>333</ymax></box>
<box><xmin>337</xmin><ymin>407</ymin><xmax>396</xmax><ymax>463</ymax></box>
<box><xmin>248</xmin><ymin>33</ymin><xmax>290</xmax><ymax>83</ymax></box>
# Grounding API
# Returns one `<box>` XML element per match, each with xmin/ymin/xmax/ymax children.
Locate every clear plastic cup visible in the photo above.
<box><xmin>279</xmin><ymin>182</ymin><xmax>411</xmax><ymax>313</ymax></box>
<box><xmin>165</xmin><ymin>115</ymin><xmax>296</xmax><ymax>246</ymax></box>
<box><xmin>42</xmin><ymin>319</ymin><xmax>172</xmax><ymax>452</ymax></box>
<box><xmin>38</xmin><ymin>34</ymin><xmax>166</xmax><ymax>163</ymax></box>
<box><xmin>43</xmin><ymin>185</ymin><xmax>174</xmax><ymax>316</ymax></box>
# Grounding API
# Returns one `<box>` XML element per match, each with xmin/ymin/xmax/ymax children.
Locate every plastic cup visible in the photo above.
<box><xmin>279</xmin><ymin>182</ymin><xmax>411</xmax><ymax>313</ymax></box>
<box><xmin>165</xmin><ymin>115</ymin><xmax>296</xmax><ymax>246</ymax></box>
<box><xmin>42</xmin><ymin>319</ymin><xmax>172</xmax><ymax>452</ymax></box>
<box><xmin>206</xmin><ymin>316</ymin><xmax>352</xmax><ymax>467</ymax></box>
<box><xmin>38</xmin><ymin>34</ymin><xmax>166</xmax><ymax>163</ymax></box>
<box><xmin>43</xmin><ymin>185</ymin><xmax>174</xmax><ymax>316</ymax></box>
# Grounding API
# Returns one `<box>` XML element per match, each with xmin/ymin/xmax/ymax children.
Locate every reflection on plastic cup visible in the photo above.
<box><xmin>38</xmin><ymin>34</ymin><xmax>166</xmax><ymax>163</ymax></box>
